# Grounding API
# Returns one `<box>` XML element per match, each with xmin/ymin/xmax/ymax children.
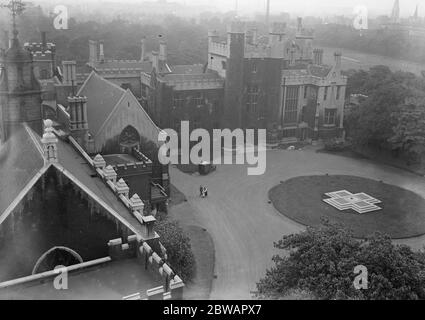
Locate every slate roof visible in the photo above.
<box><xmin>0</xmin><ymin>123</ymin><xmax>146</xmax><ymax>236</ymax></box>
<box><xmin>95</xmin><ymin>60</ymin><xmax>153</xmax><ymax>73</ymax></box>
<box><xmin>0</xmin><ymin>125</ymin><xmax>44</xmax><ymax>218</ymax></box>
<box><xmin>55</xmin><ymin>139</ymin><xmax>146</xmax><ymax>235</ymax></box>
<box><xmin>77</xmin><ymin>71</ymin><xmax>127</xmax><ymax>136</ymax></box>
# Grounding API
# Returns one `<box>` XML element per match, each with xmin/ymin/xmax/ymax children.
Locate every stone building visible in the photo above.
<box><xmin>75</xmin><ymin>18</ymin><xmax>347</xmax><ymax>142</ymax></box>
<box><xmin>207</xmin><ymin>19</ymin><xmax>346</xmax><ymax>140</ymax></box>
<box><xmin>0</xmin><ymin>7</ymin><xmax>178</xmax><ymax>299</ymax></box>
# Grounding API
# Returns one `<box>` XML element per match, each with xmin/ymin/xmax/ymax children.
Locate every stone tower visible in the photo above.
<box><xmin>223</xmin><ymin>21</ymin><xmax>245</xmax><ymax>130</ymax></box>
<box><xmin>0</xmin><ymin>1</ymin><xmax>42</xmax><ymax>141</ymax></box>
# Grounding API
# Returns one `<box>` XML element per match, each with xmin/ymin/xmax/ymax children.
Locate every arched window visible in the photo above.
<box><xmin>119</xmin><ymin>125</ymin><xmax>140</xmax><ymax>149</ymax></box>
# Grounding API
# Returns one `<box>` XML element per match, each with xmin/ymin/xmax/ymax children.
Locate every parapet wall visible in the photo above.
<box><xmin>108</xmin><ymin>235</ymin><xmax>184</xmax><ymax>300</ymax></box>
<box><xmin>209</xmin><ymin>41</ymin><xmax>228</xmax><ymax>57</ymax></box>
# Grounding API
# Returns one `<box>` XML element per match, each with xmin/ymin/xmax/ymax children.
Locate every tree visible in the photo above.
<box><xmin>256</xmin><ymin>221</ymin><xmax>425</xmax><ymax>300</ymax></box>
<box><xmin>389</xmin><ymin>102</ymin><xmax>425</xmax><ymax>168</ymax></box>
<box><xmin>344</xmin><ymin>67</ymin><xmax>418</xmax><ymax>149</ymax></box>
<box><xmin>155</xmin><ymin>219</ymin><xmax>196</xmax><ymax>282</ymax></box>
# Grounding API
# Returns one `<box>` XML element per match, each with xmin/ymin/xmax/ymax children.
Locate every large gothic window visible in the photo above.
<box><xmin>119</xmin><ymin>125</ymin><xmax>140</xmax><ymax>148</ymax></box>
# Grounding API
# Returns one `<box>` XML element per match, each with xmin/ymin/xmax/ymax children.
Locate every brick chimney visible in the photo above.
<box><xmin>159</xmin><ymin>40</ymin><xmax>167</xmax><ymax>63</ymax></box>
<box><xmin>41</xmin><ymin>31</ymin><xmax>47</xmax><ymax>50</ymax></box>
<box><xmin>297</xmin><ymin>17</ymin><xmax>303</xmax><ymax>33</ymax></box>
<box><xmin>99</xmin><ymin>40</ymin><xmax>105</xmax><ymax>63</ymax></box>
<box><xmin>313</xmin><ymin>48</ymin><xmax>323</xmax><ymax>65</ymax></box>
<box><xmin>334</xmin><ymin>51</ymin><xmax>342</xmax><ymax>70</ymax></box>
<box><xmin>140</xmin><ymin>37</ymin><xmax>146</xmax><ymax>61</ymax></box>
<box><xmin>88</xmin><ymin>40</ymin><xmax>98</xmax><ymax>65</ymax></box>
<box><xmin>152</xmin><ymin>51</ymin><xmax>159</xmax><ymax>72</ymax></box>
<box><xmin>68</xmin><ymin>96</ymin><xmax>89</xmax><ymax>149</ymax></box>
<box><xmin>62</xmin><ymin>61</ymin><xmax>76</xmax><ymax>86</ymax></box>
<box><xmin>3</xmin><ymin>30</ymin><xmax>9</xmax><ymax>50</ymax></box>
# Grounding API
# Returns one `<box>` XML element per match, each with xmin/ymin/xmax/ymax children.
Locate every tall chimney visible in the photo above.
<box><xmin>313</xmin><ymin>48</ymin><xmax>323</xmax><ymax>65</ymax></box>
<box><xmin>2</xmin><ymin>30</ymin><xmax>9</xmax><ymax>50</ymax></box>
<box><xmin>41</xmin><ymin>31</ymin><xmax>47</xmax><ymax>50</ymax></box>
<box><xmin>152</xmin><ymin>51</ymin><xmax>159</xmax><ymax>72</ymax></box>
<box><xmin>62</xmin><ymin>61</ymin><xmax>77</xmax><ymax>87</ymax></box>
<box><xmin>297</xmin><ymin>17</ymin><xmax>303</xmax><ymax>33</ymax></box>
<box><xmin>252</xmin><ymin>28</ymin><xmax>258</xmax><ymax>45</ymax></box>
<box><xmin>99</xmin><ymin>40</ymin><xmax>105</xmax><ymax>63</ymax></box>
<box><xmin>68</xmin><ymin>96</ymin><xmax>89</xmax><ymax>149</ymax></box>
<box><xmin>334</xmin><ymin>52</ymin><xmax>342</xmax><ymax>70</ymax></box>
<box><xmin>88</xmin><ymin>40</ymin><xmax>98</xmax><ymax>65</ymax></box>
<box><xmin>140</xmin><ymin>37</ymin><xmax>146</xmax><ymax>61</ymax></box>
<box><xmin>159</xmin><ymin>40</ymin><xmax>167</xmax><ymax>62</ymax></box>
<box><xmin>266</xmin><ymin>0</ymin><xmax>270</xmax><ymax>29</ymax></box>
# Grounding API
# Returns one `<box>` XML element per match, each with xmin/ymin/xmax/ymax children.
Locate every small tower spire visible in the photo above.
<box><xmin>41</xmin><ymin>119</ymin><xmax>59</xmax><ymax>164</ymax></box>
<box><xmin>0</xmin><ymin>0</ymin><xmax>26</xmax><ymax>43</ymax></box>
<box><xmin>391</xmin><ymin>0</ymin><xmax>400</xmax><ymax>23</ymax></box>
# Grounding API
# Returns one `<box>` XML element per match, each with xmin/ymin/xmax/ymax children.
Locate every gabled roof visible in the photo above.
<box><xmin>77</xmin><ymin>71</ymin><xmax>127</xmax><ymax>136</ymax></box>
<box><xmin>308</xmin><ymin>64</ymin><xmax>332</xmax><ymax>78</ymax></box>
<box><xmin>54</xmin><ymin>139</ymin><xmax>146</xmax><ymax>235</ymax></box>
<box><xmin>0</xmin><ymin>124</ymin><xmax>44</xmax><ymax>219</ymax></box>
<box><xmin>0</xmin><ymin>124</ymin><xmax>147</xmax><ymax>236</ymax></box>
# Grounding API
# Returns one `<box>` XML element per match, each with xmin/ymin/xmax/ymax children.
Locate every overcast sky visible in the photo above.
<box><xmin>37</xmin><ymin>0</ymin><xmax>422</xmax><ymax>18</ymax></box>
<box><xmin>162</xmin><ymin>0</ymin><xmax>421</xmax><ymax>17</ymax></box>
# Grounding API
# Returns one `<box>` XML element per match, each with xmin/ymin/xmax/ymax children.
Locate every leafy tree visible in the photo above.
<box><xmin>389</xmin><ymin>102</ymin><xmax>425</xmax><ymax>168</ymax></box>
<box><xmin>344</xmin><ymin>67</ymin><xmax>420</xmax><ymax>149</ymax></box>
<box><xmin>155</xmin><ymin>219</ymin><xmax>196</xmax><ymax>282</ymax></box>
<box><xmin>256</xmin><ymin>221</ymin><xmax>425</xmax><ymax>300</ymax></box>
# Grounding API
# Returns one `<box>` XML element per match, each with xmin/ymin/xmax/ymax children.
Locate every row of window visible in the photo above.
<box><xmin>284</xmin><ymin>86</ymin><xmax>337</xmax><ymax>125</ymax></box>
<box><xmin>303</xmin><ymin>85</ymin><xmax>343</xmax><ymax>101</ymax></box>
<box><xmin>173</xmin><ymin>93</ymin><xmax>205</xmax><ymax>108</ymax></box>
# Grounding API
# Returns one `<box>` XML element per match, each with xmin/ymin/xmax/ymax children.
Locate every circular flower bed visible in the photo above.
<box><xmin>269</xmin><ymin>175</ymin><xmax>425</xmax><ymax>238</ymax></box>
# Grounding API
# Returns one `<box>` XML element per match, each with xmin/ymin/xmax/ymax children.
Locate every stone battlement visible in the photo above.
<box><xmin>209</xmin><ymin>41</ymin><xmax>228</xmax><ymax>57</ymax></box>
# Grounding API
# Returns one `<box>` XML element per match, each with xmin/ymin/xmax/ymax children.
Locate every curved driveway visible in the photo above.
<box><xmin>170</xmin><ymin>148</ymin><xmax>425</xmax><ymax>300</ymax></box>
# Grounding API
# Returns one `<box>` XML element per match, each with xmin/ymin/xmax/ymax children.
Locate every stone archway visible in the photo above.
<box><xmin>119</xmin><ymin>125</ymin><xmax>140</xmax><ymax>152</ymax></box>
<box><xmin>32</xmin><ymin>246</ymin><xmax>83</xmax><ymax>275</ymax></box>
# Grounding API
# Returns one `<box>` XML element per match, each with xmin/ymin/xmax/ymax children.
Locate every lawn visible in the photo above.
<box><xmin>269</xmin><ymin>175</ymin><xmax>425</xmax><ymax>239</ymax></box>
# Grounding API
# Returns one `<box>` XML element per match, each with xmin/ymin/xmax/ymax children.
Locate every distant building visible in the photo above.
<box><xmin>76</xmin><ymin>18</ymin><xmax>346</xmax><ymax>143</ymax></box>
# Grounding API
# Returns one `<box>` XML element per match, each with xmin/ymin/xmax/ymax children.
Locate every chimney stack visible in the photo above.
<box><xmin>159</xmin><ymin>40</ymin><xmax>167</xmax><ymax>62</ymax></box>
<box><xmin>297</xmin><ymin>17</ymin><xmax>303</xmax><ymax>33</ymax></box>
<box><xmin>41</xmin><ymin>31</ymin><xmax>47</xmax><ymax>50</ymax></box>
<box><xmin>266</xmin><ymin>0</ymin><xmax>270</xmax><ymax>29</ymax></box>
<box><xmin>334</xmin><ymin>52</ymin><xmax>342</xmax><ymax>70</ymax></box>
<box><xmin>99</xmin><ymin>40</ymin><xmax>105</xmax><ymax>63</ymax></box>
<box><xmin>68</xmin><ymin>96</ymin><xmax>89</xmax><ymax>149</ymax></box>
<box><xmin>140</xmin><ymin>37</ymin><xmax>146</xmax><ymax>61</ymax></box>
<box><xmin>152</xmin><ymin>51</ymin><xmax>159</xmax><ymax>72</ymax></box>
<box><xmin>88</xmin><ymin>40</ymin><xmax>98</xmax><ymax>65</ymax></box>
<box><xmin>313</xmin><ymin>48</ymin><xmax>323</xmax><ymax>65</ymax></box>
<box><xmin>62</xmin><ymin>61</ymin><xmax>77</xmax><ymax>87</ymax></box>
<box><xmin>2</xmin><ymin>30</ymin><xmax>9</xmax><ymax>50</ymax></box>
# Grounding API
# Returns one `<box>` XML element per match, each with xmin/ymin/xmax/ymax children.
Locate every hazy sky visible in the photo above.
<box><xmin>38</xmin><ymin>0</ymin><xmax>422</xmax><ymax>18</ymax></box>
<box><xmin>166</xmin><ymin>0</ymin><xmax>422</xmax><ymax>17</ymax></box>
